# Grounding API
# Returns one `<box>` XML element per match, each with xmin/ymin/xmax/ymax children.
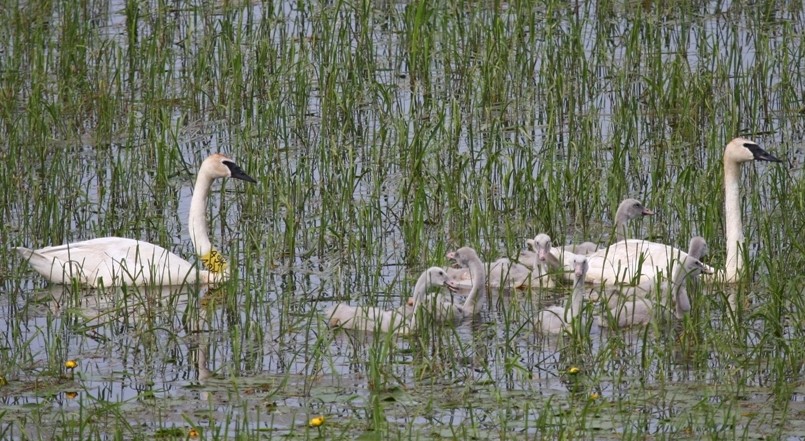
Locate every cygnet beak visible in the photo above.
<box><xmin>445</xmin><ymin>280</ymin><xmax>461</xmax><ymax>292</ymax></box>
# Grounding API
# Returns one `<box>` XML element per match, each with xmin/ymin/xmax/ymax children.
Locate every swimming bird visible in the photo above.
<box><xmin>553</xmin><ymin>139</ymin><xmax>780</xmax><ymax>286</ymax></box>
<box><xmin>522</xmin><ymin>233</ymin><xmax>561</xmax><ymax>288</ymax></box>
<box><xmin>534</xmin><ymin>255</ymin><xmax>588</xmax><ymax>334</ymax></box>
<box><xmin>596</xmin><ymin>237</ymin><xmax>713</xmax><ymax>328</ymax></box>
<box><xmin>447</xmin><ymin>250</ymin><xmax>531</xmax><ymax>289</ymax></box>
<box><xmin>15</xmin><ymin>154</ymin><xmax>256</xmax><ymax>287</ymax></box>
<box><xmin>325</xmin><ymin>267</ymin><xmax>458</xmax><ymax>334</ymax></box>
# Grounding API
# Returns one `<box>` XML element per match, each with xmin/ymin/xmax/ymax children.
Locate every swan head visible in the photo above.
<box><xmin>617</xmin><ymin>198</ymin><xmax>654</xmax><ymax>220</ymax></box>
<box><xmin>724</xmin><ymin>138</ymin><xmax>782</xmax><ymax>164</ymax></box>
<box><xmin>446</xmin><ymin>247</ymin><xmax>480</xmax><ymax>268</ymax></box>
<box><xmin>532</xmin><ymin>234</ymin><xmax>552</xmax><ymax>261</ymax></box>
<box><xmin>573</xmin><ymin>255</ymin><xmax>588</xmax><ymax>279</ymax></box>
<box><xmin>679</xmin><ymin>255</ymin><xmax>713</xmax><ymax>279</ymax></box>
<box><xmin>425</xmin><ymin>267</ymin><xmax>459</xmax><ymax>290</ymax></box>
<box><xmin>201</xmin><ymin>154</ymin><xmax>258</xmax><ymax>183</ymax></box>
<box><xmin>687</xmin><ymin>236</ymin><xmax>708</xmax><ymax>260</ymax></box>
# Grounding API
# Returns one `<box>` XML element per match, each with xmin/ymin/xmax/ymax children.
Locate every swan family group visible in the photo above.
<box><xmin>325</xmin><ymin>138</ymin><xmax>782</xmax><ymax>334</ymax></box>
<box><xmin>15</xmin><ymin>139</ymin><xmax>781</xmax><ymax>334</ymax></box>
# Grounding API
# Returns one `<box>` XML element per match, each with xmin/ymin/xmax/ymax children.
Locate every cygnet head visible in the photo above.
<box><xmin>446</xmin><ymin>247</ymin><xmax>480</xmax><ymax>268</ymax></box>
<box><xmin>573</xmin><ymin>255</ymin><xmax>589</xmax><ymax>279</ymax></box>
<box><xmin>724</xmin><ymin>138</ymin><xmax>782</xmax><ymax>164</ymax></box>
<box><xmin>532</xmin><ymin>234</ymin><xmax>553</xmax><ymax>262</ymax></box>
<box><xmin>687</xmin><ymin>236</ymin><xmax>709</xmax><ymax>260</ymax></box>
<box><xmin>201</xmin><ymin>154</ymin><xmax>258</xmax><ymax>182</ymax></box>
<box><xmin>617</xmin><ymin>198</ymin><xmax>654</xmax><ymax>220</ymax></box>
<box><xmin>680</xmin><ymin>255</ymin><xmax>713</xmax><ymax>278</ymax></box>
<box><xmin>424</xmin><ymin>267</ymin><xmax>461</xmax><ymax>291</ymax></box>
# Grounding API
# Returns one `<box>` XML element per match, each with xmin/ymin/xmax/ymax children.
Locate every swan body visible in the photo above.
<box><xmin>547</xmin><ymin>220</ymin><xmax>717</xmax><ymax>286</ymax></box>
<box><xmin>576</xmin><ymin>239</ymin><xmax>710</xmax><ymax>286</ymax></box>
<box><xmin>597</xmin><ymin>296</ymin><xmax>654</xmax><ymax>328</ymax></box>
<box><xmin>448</xmin><ymin>237</ymin><xmax>556</xmax><ymax>290</ymax></box>
<box><xmin>597</xmin><ymin>237</ymin><xmax>712</xmax><ymax>327</ymax></box>
<box><xmin>325</xmin><ymin>267</ymin><xmax>457</xmax><ymax>334</ymax></box>
<box><xmin>534</xmin><ymin>255</ymin><xmax>588</xmax><ymax>334</ymax></box>
<box><xmin>448</xmin><ymin>255</ymin><xmax>531</xmax><ymax>289</ymax></box>
<box><xmin>16</xmin><ymin>154</ymin><xmax>256</xmax><ymax>287</ymax></box>
<box><xmin>487</xmin><ymin>258</ymin><xmax>533</xmax><ymax>288</ymax></box>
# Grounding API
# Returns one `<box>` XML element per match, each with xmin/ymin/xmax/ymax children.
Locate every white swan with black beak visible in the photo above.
<box><xmin>551</xmin><ymin>138</ymin><xmax>781</xmax><ymax>286</ymax></box>
<box><xmin>16</xmin><ymin>154</ymin><xmax>256</xmax><ymax>287</ymax></box>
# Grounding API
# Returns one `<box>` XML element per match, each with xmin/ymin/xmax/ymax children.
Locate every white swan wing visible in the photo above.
<box><xmin>487</xmin><ymin>259</ymin><xmax>530</xmax><ymax>288</ymax></box>
<box><xmin>16</xmin><ymin>237</ymin><xmax>201</xmax><ymax>287</ymax></box>
<box><xmin>325</xmin><ymin>304</ymin><xmax>405</xmax><ymax>333</ymax></box>
<box><xmin>585</xmin><ymin>240</ymin><xmax>692</xmax><ymax>286</ymax></box>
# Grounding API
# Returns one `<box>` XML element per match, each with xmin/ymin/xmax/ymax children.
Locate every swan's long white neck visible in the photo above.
<box><xmin>408</xmin><ymin>271</ymin><xmax>434</xmax><ymax>330</ymax></box>
<box><xmin>672</xmin><ymin>262</ymin><xmax>693</xmax><ymax>318</ymax></box>
<box><xmin>614</xmin><ymin>206</ymin><xmax>629</xmax><ymax>242</ymax></box>
<box><xmin>461</xmin><ymin>258</ymin><xmax>485</xmax><ymax>313</ymax></box>
<box><xmin>189</xmin><ymin>168</ymin><xmax>215</xmax><ymax>257</ymax></box>
<box><xmin>724</xmin><ymin>158</ymin><xmax>743</xmax><ymax>282</ymax></box>
<box><xmin>568</xmin><ymin>269</ymin><xmax>585</xmax><ymax>321</ymax></box>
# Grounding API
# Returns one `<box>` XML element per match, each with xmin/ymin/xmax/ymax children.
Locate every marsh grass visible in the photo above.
<box><xmin>0</xmin><ymin>0</ymin><xmax>803</xmax><ymax>439</ymax></box>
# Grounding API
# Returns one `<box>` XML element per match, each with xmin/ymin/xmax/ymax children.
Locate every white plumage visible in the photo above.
<box><xmin>15</xmin><ymin>154</ymin><xmax>256</xmax><ymax>287</ymax></box>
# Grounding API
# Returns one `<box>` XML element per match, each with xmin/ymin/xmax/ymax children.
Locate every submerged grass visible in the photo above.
<box><xmin>0</xmin><ymin>0</ymin><xmax>803</xmax><ymax>439</ymax></box>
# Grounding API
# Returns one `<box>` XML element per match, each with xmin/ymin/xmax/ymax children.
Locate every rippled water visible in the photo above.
<box><xmin>1</xmin><ymin>0</ymin><xmax>803</xmax><ymax>439</ymax></box>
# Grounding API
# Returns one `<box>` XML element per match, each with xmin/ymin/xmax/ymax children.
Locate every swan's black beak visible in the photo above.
<box><xmin>745</xmin><ymin>143</ymin><xmax>782</xmax><ymax>163</ymax></box>
<box><xmin>444</xmin><ymin>280</ymin><xmax>460</xmax><ymax>292</ymax></box>
<box><xmin>224</xmin><ymin>161</ymin><xmax>258</xmax><ymax>183</ymax></box>
<box><xmin>642</xmin><ymin>208</ymin><xmax>655</xmax><ymax>216</ymax></box>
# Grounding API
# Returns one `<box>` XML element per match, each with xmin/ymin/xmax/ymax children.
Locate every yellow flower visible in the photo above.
<box><xmin>567</xmin><ymin>366</ymin><xmax>580</xmax><ymax>375</ymax></box>
<box><xmin>589</xmin><ymin>393</ymin><xmax>600</xmax><ymax>401</ymax></box>
<box><xmin>65</xmin><ymin>391</ymin><xmax>78</xmax><ymax>400</ymax></box>
<box><xmin>188</xmin><ymin>428</ymin><xmax>200</xmax><ymax>438</ymax></box>
<box><xmin>65</xmin><ymin>360</ymin><xmax>78</xmax><ymax>370</ymax></box>
<box><xmin>309</xmin><ymin>416</ymin><xmax>325</xmax><ymax>427</ymax></box>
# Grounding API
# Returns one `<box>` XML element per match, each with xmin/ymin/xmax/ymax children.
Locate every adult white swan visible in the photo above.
<box><xmin>15</xmin><ymin>154</ymin><xmax>256</xmax><ymax>287</ymax></box>
<box><xmin>554</xmin><ymin>138</ymin><xmax>780</xmax><ymax>286</ymax></box>
<box><xmin>325</xmin><ymin>267</ymin><xmax>458</xmax><ymax>334</ymax></box>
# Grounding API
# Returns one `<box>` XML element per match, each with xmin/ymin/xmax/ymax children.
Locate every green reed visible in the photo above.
<box><xmin>0</xmin><ymin>0</ymin><xmax>803</xmax><ymax>439</ymax></box>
